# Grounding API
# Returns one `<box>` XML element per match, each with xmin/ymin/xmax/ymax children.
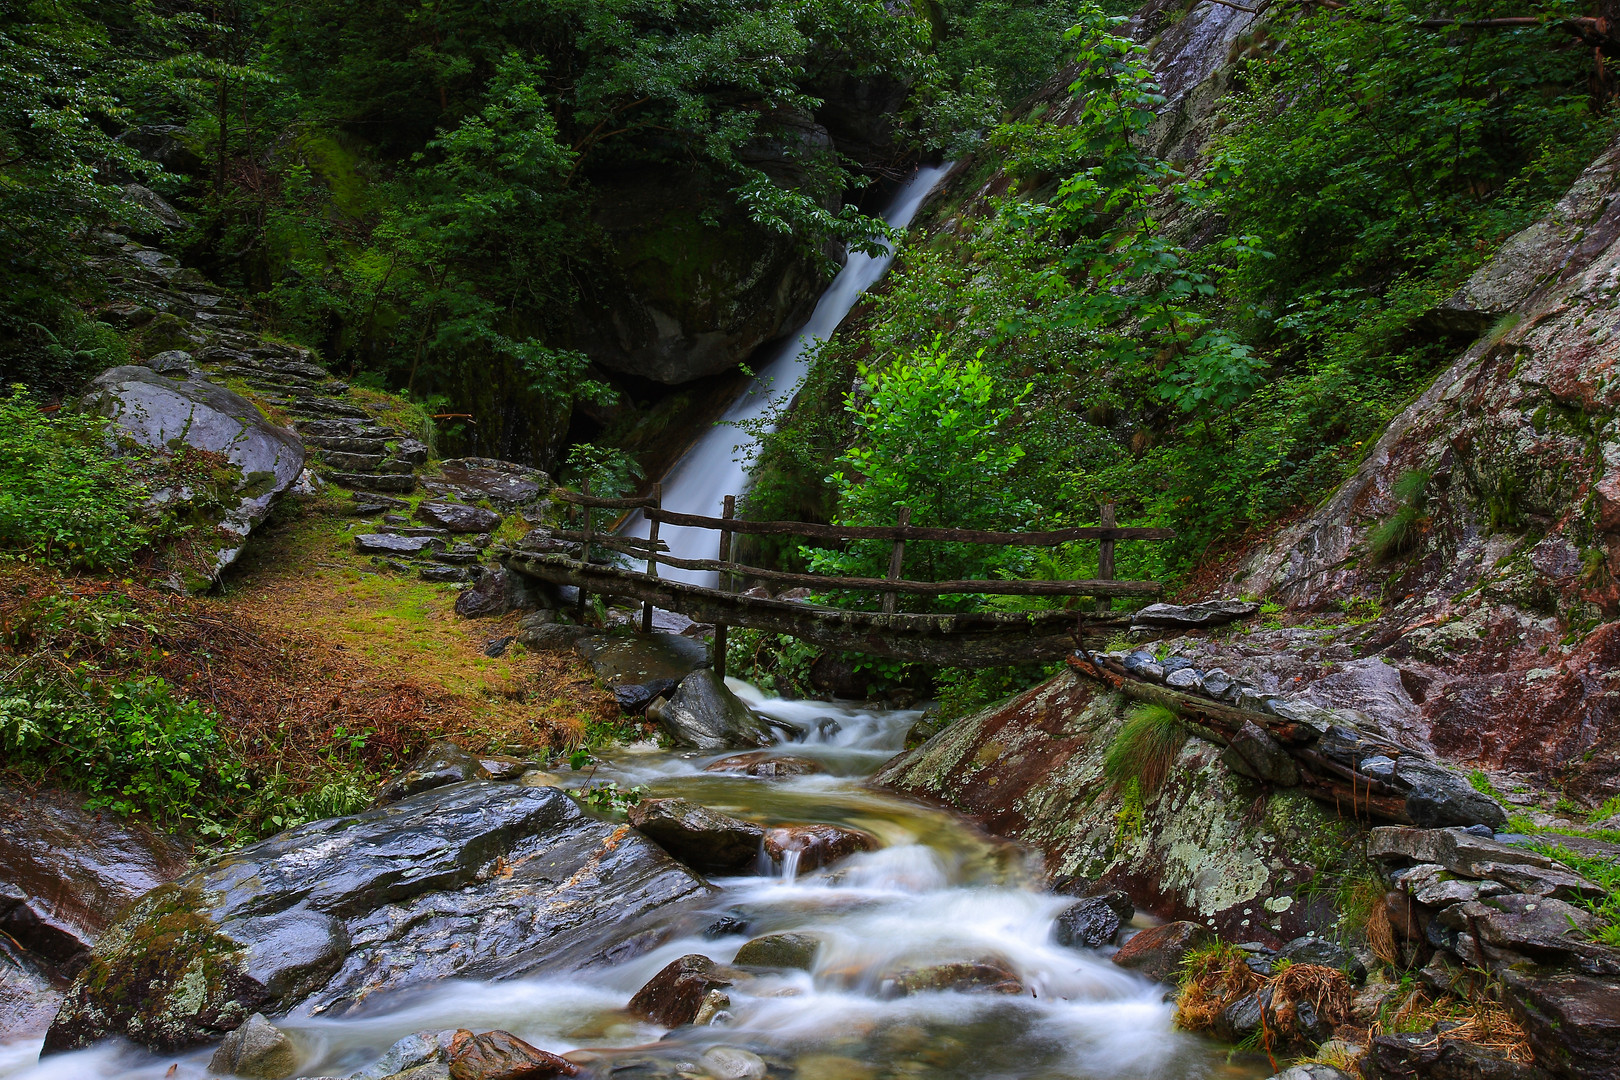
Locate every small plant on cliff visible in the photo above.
<box><xmin>1366</xmin><ymin>469</ymin><xmax>1432</xmax><ymax>563</ymax></box>
<box><xmin>1103</xmin><ymin>702</ymin><xmax>1187</xmax><ymax>796</ymax></box>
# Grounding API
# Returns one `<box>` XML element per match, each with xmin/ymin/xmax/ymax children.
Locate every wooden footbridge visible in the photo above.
<box><xmin>501</xmin><ymin>485</ymin><xmax>1174</xmax><ymax>671</ymax></box>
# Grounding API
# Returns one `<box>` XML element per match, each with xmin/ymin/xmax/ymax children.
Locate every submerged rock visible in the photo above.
<box><xmin>703</xmin><ymin>752</ymin><xmax>827</xmax><ymax>778</ymax></box>
<box><xmin>880</xmin><ymin>959</ymin><xmax>1023</xmax><ymax>998</ymax></box>
<box><xmin>626</xmin><ymin>954</ymin><xmax>738</xmax><ymax>1028</ymax></box>
<box><xmin>80</xmin><ymin>366</ymin><xmax>305</xmax><ymax>582</ymax></box>
<box><xmin>44</xmin><ymin>783</ymin><xmax>711</xmax><ymax>1053</ymax></box>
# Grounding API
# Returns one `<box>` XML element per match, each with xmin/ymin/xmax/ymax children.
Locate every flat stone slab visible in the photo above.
<box><xmin>425</xmin><ymin>458</ymin><xmax>549</xmax><ymax>508</ymax></box>
<box><xmin>354</xmin><ymin>533</ymin><xmax>443</xmax><ymax>555</ymax></box>
<box><xmin>1130</xmin><ymin>600</ymin><xmax>1260</xmax><ymax>627</ymax></box>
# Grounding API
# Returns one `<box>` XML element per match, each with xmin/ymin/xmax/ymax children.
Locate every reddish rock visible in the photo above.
<box><xmin>626</xmin><ymin>954</ymin><xmax>736</xmax><ymax>1028</ymax></box>
<box><xmin>1111</xmin><ymin>921</ymin><xmax>1213</xmax><ymax>983</ymax></box>
<box><xmin>704</xmin><ymin>751</ymin><xmax>826</xmax><ymax>778</ymax></box>
<box><xmin>448</xmin><ymin>1029</ymin><xmax>579</xmax><ymax>1080</ymax></box>
<box><xmin>763</xmin><ymin>824</ymin><xmax>877</xmax><ymax>871</ymax></box>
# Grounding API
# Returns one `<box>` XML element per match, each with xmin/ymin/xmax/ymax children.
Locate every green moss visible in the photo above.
<box><xmin>294</xmin><ymin>129</ymin><xmax>373</xmax><ymax>220</ymax></box>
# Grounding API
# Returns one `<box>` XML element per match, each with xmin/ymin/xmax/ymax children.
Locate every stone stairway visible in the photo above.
<box><xmin>90</xmin><ymin>233</ymin><xmax>426</xmax><ymax>496</ymax></box>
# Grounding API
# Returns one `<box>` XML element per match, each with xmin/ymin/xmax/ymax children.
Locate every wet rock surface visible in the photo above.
<box><xmin>762</xmin><ymin>824</ymin><xmax>878</xmax><ymax>872</ymax></box>
<box><xmin>1052</xmin><ymin>891</ymin><xmax>1133</xmax><ymax>950</ymax></box>
<box><xmin>425</xmin><ymin>458</ymin><xmax>549</xmax><ymax>508</ymax></box>
<box><xmin>627</xmin><ymin>954</ymin><xmax>739</xmax><ymax>1028</ymax></box>
<box><xmin>44</xmin><ymin>783</ymin><xmax>712</xmax><ymax>1053</ymax></box>
<box><xmin>575</xmin><ymin>633</ymin><xmax>708</xmax><ymax>708</ymax></box>
<box><xmin>0</xmin><ymin>784</ymin><xmax>191</xmax><ymax>1038</ymax></box>
<box><xmin>373</xmin><ymin>742</ymin><xmax>494</xmax><ymax>804</ymax></box>
<box><xmin>81</xmin><ymin>365</ymin><xmax>305</xmax><ymax>582</ymax></box>
<box><xmin>732</xmin><ymin>932</ymin><xmax>822</xmax><ymax>971</ymax></box>
<box><xmin>1111</xmin><ymin>921</ymin><xmax>1213</xmax><ymax>983</ymax></box>
<box><xmin>659</xmin><ymin>669</ymin><xmax>774</xmax><ymax>750</ymax></box>
<box><xmin>208</xmin><ymin>1012</ymin><xmax>300</xmax><ymax>1079</ymax></box>
<box><xmin>416</xmin><ymin>500</ymin><xmax>503</xmax><ymax>534</ymax></box>
<box><xmin>880</xmin><ymin>959</ymin><xmax>1023</xmax><ymax>998</ymax></box>
<box><xmin>627</xmin><ymin>798</ymin><xmax>765</xmax><ymax>874</ymax></box>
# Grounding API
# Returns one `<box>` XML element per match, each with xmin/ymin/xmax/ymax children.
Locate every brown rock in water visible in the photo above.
<box><xmin>627</xmin><ymin>954</ymin><xmax>737</xmax><ymax>1028</ymax></box>
<box><xmin>1111</xmin><ymin>921</ymin><xmax>1213</xmax><ymax>984</ymax></box>
<box><xmin>704</xmin><ymin>752</ymin><xmax>827</xmax><ymax>778</ymax></box>
<box><xmin>627</xmin><ymin>798</ymin><xmax>764</xmax><ymax>873</ymax></box>
<box><xmin>763</xmin><ymin>824</ymin><xmax>877</xmax><ymax>872</ymax></box>
<box><xmin>449</xmin><ymin>1028</ymin><xmax>579</xmax><ymax>1080</ymax></box>
<box><xmin>881</xmin><ymin>959</ymin><xmax>1024</xmax><ymax>998</ymax></box>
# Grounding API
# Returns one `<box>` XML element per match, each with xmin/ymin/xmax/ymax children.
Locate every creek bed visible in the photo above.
<box><xmin>1</xmin><ymin>684</ymin><xmax>1269</xmax><ymax>1080</ymax></box>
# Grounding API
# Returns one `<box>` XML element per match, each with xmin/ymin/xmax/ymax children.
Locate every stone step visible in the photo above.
<box><xmin>296</xmin><ymin>418</ymin><xmax>396</xmax><ymax>440</ymax></box>
<box><xmin>328</xmin><ymin>472</ymin><xmax>416</xmax><ymax>494</ymax></box>
<box><xmin>302</xmin><ymin>435</ymin><xmax>390</xmax><ymax>455</ymax></box>
<box><xmin>318</xmin><ymin>450</ymin><xmax>386</xmax><ymax>471</ymax></box>
<box><xmin>381</xmin><ymin>525</ymin><xmax>450</xmax><ymax>539</ymax></box>
<box><xmin>419</xmin><ymin>565</ymin><xmax>474</xmax><ymax>583</ymax></box>
<box><xmin>286</xmin><ymin>400</ymin><xmax>371</xmax><ymax>419</ymax></box>
<box><xmin>376</xmin><ymin>458</ymin><xmax>416</xmax><ymax>475</ymax></box>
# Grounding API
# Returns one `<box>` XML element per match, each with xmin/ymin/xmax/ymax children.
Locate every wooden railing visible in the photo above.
<box><xmin>550</xmin><ymin>483</ymin><xmax>1172</xmax><ymax>676</ymax></box>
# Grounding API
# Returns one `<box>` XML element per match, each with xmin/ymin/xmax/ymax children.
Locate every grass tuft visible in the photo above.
<box><xmin>1104</xmin><ymin>701</ymin><xmax>1187</xmax><ymax>796</ymax></box>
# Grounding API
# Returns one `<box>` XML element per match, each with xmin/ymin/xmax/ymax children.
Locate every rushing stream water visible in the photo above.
<box><xmin>2</xmin><ymin>686</ymin><xmax>1268</xmax><ymax>1080</ymax></box>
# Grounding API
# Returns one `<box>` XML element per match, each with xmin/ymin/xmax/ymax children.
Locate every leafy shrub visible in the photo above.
<box><xmin>0</xmin><ymin>387</ymin><xmax>152</xmax><ymax>568</ymax></box>
<box><xmin>0</xmin><ymin>671</ymin><xmax>245</xmax><ymax>823</ymax></box>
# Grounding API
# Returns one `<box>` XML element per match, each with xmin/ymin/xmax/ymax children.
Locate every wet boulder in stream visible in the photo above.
<box><xmin>660</xmin><ymin>669</ymin><xmax>775</xmax><ymax>750</ymax></box>
<box><xmin>627</xmin><ymin>953</ymin><xmax>740</xmax><ymax>1028</ymax></box>
<box><xmin>627</xmin><ymin>798</ymin><xmax>764</xmax><ymax>874</ymax></box>
<box><xmin>703</xmin><ymin>751</ymin><xmax>826</xmax><ymax>778</ymax></box>
<box><xmin>43</xmin><ymin>783</ymin><xmax>713</xmax><ymax>1053</ymax></box>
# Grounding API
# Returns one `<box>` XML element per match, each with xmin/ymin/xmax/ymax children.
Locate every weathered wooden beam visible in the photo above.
<box><xmin>551</xmin><ymin>489</ymin><xmax>657</xmax><ymax>510</ymax></box>
<box><xmin>644</xmin><ymin>507</ymin><xmax>1176</xmax><ymax>545</ymax></box>
<box><xmin>1066</xmin><ymin>655</ymin><xmax>1414</xmax><ymax>823</ymax></box>
<box><xmin>503</xmin><ymin>553</ymin><xmax>1131</xmax><ymax>665</ymax></box>
<box><xmin>646</xmin><ymin>553</ymin><xmax>1163</xmax><ymax>597</ymax></box>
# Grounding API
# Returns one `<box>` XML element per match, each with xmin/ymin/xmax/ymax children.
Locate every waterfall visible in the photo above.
<box><xmin>622</xmin><ymin>163</ymin><xmax>954</xmax><ymax>586</ymax></box>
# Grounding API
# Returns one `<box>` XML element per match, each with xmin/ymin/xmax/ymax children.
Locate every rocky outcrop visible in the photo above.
<box><xmin>875</xmin><ymin>670</ymin><xmax>1383</xmax><ymax>943</ymax></box>
<box><xmin>1230</xmin><ymin>131</ymin><xmax>1620</xmax><ymax>801</ymax></box>
<box><xmin>1111</xmin><ymin>921</ymin><xmax>1212</xmax><ymax>983</ymax></box>
<box><xmin>1071</xmin><ymin>648</ymin><xmax>1507</xmax><ymax>829</ymax></box>
<box><xmin>0</xmin><ymin>786</ymin><xmax>190</xmax><ymax>1040</ymax></box>
<box><xmin>575</xmin><ymin>168</ymin><xmax>834</xmax><ymax>385</ymax></box>
<box><xmin>43</xmin><ymin>782</ymin><xmax>712</xmax><ymax>1053</ymax></box>
<box><xmin>1370</xmin><ymin>826</ymin><xmax>1619</xmax><ymax>1080</ymax></box>
<box><xmin>81</xmin><ymin>365</ymin><xmax>305</xmax><ymax>582</ymax></box>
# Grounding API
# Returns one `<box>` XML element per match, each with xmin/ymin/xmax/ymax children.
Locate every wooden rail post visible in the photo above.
<box><xmin>576</xmin><ymin>477</ymin><xmax>593</xmax><ymax>621</ymax></box>
<box><xmin>641</xmin><ymin>482</ymin><xmax>662</xmax><ymax>634</ymax></box>
<box><xmin>883</xmin><ymin>506</ymin><xmax>910</xmax><ymax>615</ymax></box>
<box><xmin>1096</xmin><ymin>501</ymin><xmax>1115</xmax><ymax>614</ymax></box>
<box><xmin>714</xmin><ymin>494</ymin><xmax>736</xmax><ymax>679</ymax></box>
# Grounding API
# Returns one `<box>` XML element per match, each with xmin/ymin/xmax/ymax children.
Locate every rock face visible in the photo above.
<box><xmin>80</xmin><ymin>365</ymin><xmax>305</xmax><ymax>582</ymax></box>
<box><xmin>44</xmin><ymin>783</ymin><xmax>712</xmax><ymax>1053</ymax></box>
<box><xmin>875</xmin><ymin>671</ymin><xmax>1383</xmax><ymax>943</ymax></box>
<box><xmin>1230</xmin><ymin>131</ymin><xmax>1620</xmax><ymax>801</ymax></box>
<box><xmin>575</xmin><ymin>169</ymin><xmax>832</xmax><ymax>385</ymax></box>
<box><xmin>659</xmin><ymin>669</ymin><xmax>775</xmax><ymax>750</ymax></box>
<box><xmin>0</xmin><ymin>786</ymin><xmax>191</xmax><ymax>1039</ymax></box>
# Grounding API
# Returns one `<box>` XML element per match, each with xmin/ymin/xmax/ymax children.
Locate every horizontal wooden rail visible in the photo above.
<box><xmin>551</xmin><ymin>488</ymin><xmax>658</xmax><ymax>510</ymax></box>
<box><xmin>643</xmin><ymin>507</ymin><xmax>1175</xmax><ymax>545</ymax></box>
<box><xmin>647</xmin><ymin>552</ymin><xmax>1161</xmax><ymax>597</ymax></box>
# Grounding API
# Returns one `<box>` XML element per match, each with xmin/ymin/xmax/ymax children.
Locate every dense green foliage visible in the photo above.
<box><xmin>752</xmin><ymin>0</ymin><xmax>1611</xmax><ymax>583</ymax></box>
<box><xmin>1</xmin><ymin>388</ymin><xmax>154</xmax><ymax>568</ymax></box>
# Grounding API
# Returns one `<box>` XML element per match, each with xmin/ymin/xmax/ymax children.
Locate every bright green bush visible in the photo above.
<box><xmin>0</xmin><ymin>672</ymin><xmax>244</xmax><ymax>823</ymax></box>
<box><xmin>0</xmin><ymin>387</ymin><xmax>154</xmax><ymax>568</ymax></box>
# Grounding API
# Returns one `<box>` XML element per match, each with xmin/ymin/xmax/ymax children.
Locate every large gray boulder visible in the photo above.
<box><xmin>43</xmin><ymin>783</ymin><xmax>713</xmax><ymax>1054</ymax></box>
<box><xmin>80</xmin><ymin>366</ymin><xmax>304</xmax><ymax>583</ymax></box>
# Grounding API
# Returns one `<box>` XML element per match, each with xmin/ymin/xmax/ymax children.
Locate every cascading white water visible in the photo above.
<box><xmin>622</xmin><ymin>163</ymin><xmax>955</xmax><ymax>586</ymax></box>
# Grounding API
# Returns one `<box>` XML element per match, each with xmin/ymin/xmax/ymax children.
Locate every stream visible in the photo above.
<box><xmin>2</xmin><ymin>686</ymin><xmax>1268</xmax><ymax>1080</ymax></box>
